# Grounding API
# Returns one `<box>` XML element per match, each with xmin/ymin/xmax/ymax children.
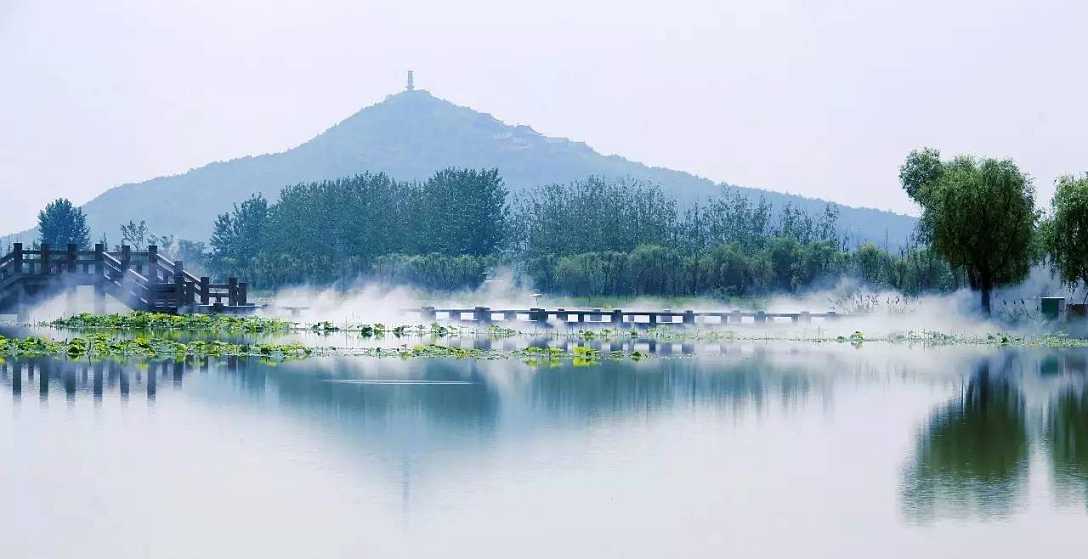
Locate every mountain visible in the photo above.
<box><xmin>8</xmin><ymin>89</ymin><xmax>917</xmax><ymax>247</ymax></box>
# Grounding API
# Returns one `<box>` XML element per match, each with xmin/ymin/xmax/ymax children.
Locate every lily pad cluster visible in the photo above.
<box><xmin>0</xmin><ymin>333</ymin><xmax>311</xmax><ymax>361</ymax></box>
<box><xmin>51</xmin><ymin>312</ymin><xmax>291</xmax><ymax>333</ymax></box>
<box><xmin>344</xmin><ymin>343</ymin><xmax>648</xmax><ymax>366</ymax></box>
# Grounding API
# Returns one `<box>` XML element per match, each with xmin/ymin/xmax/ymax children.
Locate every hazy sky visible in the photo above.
<box><xmin>2</xmin><ymin>0</ymin><xmax>1086</xmax><ymax>232</ymax></box>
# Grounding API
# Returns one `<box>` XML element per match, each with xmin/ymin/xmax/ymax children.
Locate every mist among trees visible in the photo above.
<box><xmin>23</xmin><ymin>151</ymin><xmax>1088</xmax><ymax>314</ymax></box>
<box><xmin>200</xmin><ymin>169</ymin><xmax>960</xmax><ymax>298</ymax></box>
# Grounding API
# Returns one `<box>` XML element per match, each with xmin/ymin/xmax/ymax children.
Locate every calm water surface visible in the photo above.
<box><xmin>2</xmin><ymin>341</ymin><xmax>1086</xmax><ymax>558</ymax></box>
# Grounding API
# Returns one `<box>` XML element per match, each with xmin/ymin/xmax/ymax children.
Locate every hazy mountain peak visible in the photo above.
<box><xmin>5</xmin><ymin>90</ymin><xmax>916</xmax><ymax>246</ymax></box>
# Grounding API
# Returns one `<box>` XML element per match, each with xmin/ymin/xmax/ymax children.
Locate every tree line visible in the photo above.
<box><xmin>28</xmin><ymin>152</ymin><xmax>1088</xmax><ymax>314</ymax></box>
<box><xmin>198</xmin><ymin>168</ymin><xmax>961</xmax><ymax>297</ymax></box>
<box><xmin>206</xmin><ymin>168</ymin><xmax>507</xmax><ymax>286</ymax></box>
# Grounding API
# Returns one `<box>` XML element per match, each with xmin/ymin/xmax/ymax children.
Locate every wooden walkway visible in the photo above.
<box><xmin>412</xmin><ymin>306</ymin><xmax>842</xmax><ymax>326</ymax></box>
<box><xmin>0</xmin><ymin>243</ymin><xmax>254</xmax><ymax>315</ymax></box>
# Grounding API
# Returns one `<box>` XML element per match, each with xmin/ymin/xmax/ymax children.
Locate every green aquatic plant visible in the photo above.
<box><xmin>486</xmin><ymin>324</ymin><xmax>519</xmax><ymax>337</ymax></box>
<box><xmin>52</xmin><ymin>312</ymin><xmax>290</xmax><ymax>333</ymax></box>
<box><xmin>572</xmin><ymin>345</ymin><xmax>601</xmax><ymax>367</ymax></box>
<box><xmin>0</xmin><ymin>332</ymin><xmax>311</xmax><ymax>362</ymax></box>
<box><xmin>341</xmin><ymin>342</ymin><xmax>644</xmax><ymax>366</ymax></box>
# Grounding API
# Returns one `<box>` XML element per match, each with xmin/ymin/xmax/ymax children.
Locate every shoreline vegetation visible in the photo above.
<box><xmin>198</xmin><ymin>173</ymin><xmax>963</xmax><ymax>298</ymax></box>
<box><xmin>2</xmin><ymin>312</ymin><xmax>1086</xmax><ymax>365</ymax></box>
<box><xmin>20</xmin><ymin>150</ymin><xmax>1088</xmax><ymax>325</ymax></box>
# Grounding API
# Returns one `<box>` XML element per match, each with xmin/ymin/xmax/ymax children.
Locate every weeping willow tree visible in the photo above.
<box><xmin>900</xmin><ymin>148</ymin><xmax>1037</xmax><ymax>315</ymax></box>
<box><xmin>1046</xmin><ymin>174</ymin><xmax>1088</xmax><ymax>303</ymax></box>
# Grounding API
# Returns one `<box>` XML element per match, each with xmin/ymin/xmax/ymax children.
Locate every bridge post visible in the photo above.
<box><xmin>421</xmin><ymin>306</ymin><xmax>436</xmax><ymax>322</ymax></box>
<box><xmin>94</xmin><ymin>243</ymin><xmax>106</xmax><ymax>313</ymax></box>
<box><xmin>13</xmin><ymin>243</ymin><xmax>22</xmax><ymax>274</ymax></box>
<box><xmin>66</xmin><ymin>244</ymin><xmax>77</xmax><ymax>273</ymax></box>
<box><xmin>174</xmin><ymin>260</ymin><xmax>185</xmax><ymax>312</ymax></box>
<box><xmin>120</xmin><ymin>245</ymin><xmax>131</xmax><ymax>275</ymax></box>
<box><xmin>93</xmin><ymin>244</ymin><xmax>104</xmax><ymax>276</ymax></box>
<box><xmin>199</xmin><ymin>277</ymin><xmax>210</xmax><ymax>305</ymax></box>
<box><xmin>227</xmin><ymin>277</ymin><xmax>238</xmax><ymax>306</ymax></box>
<box><xmin>15</xmin><ymin>284</ymin><xmax>27</xmax><ymax>323</ymax></box>
<box><xmin>65</xmin><ymin>244</ymin><xmax>78</xmax><ymax>312</ymax></box>
<box><xmin>238</xmin><ymin>282</ymin><xmax>248</xmax><ymax>306</ymax></box>
<box><xmin>40</xmin><ymin>243</ymin><xmax>50</xmax><ymax>275</ymax></box>
<box><xmin>611</xmin><ymin>309</ymin><xmax>623</xmax><ymax>324</ymax></box>
<box><xmin>683</xmin><ymin>310</ymin><xmax>696</xmax><ymax>325</ymax></box>
<box><xmin>730</xmin><ymin>310</ymin><xmax>742</xmax><ymax>324</ymax></box>
<box><xmin>474</xmin><ymin>306</ymin><xmax>491</xmax><ymax>324</ymax></box>
<box><xmin>147</xmin><ymin>245</ymin><xmax>158</xmax><ymax>282</ymax></box>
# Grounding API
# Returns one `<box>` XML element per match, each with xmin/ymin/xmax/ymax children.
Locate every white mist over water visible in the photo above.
<box><xmin>256</xmin><ymin>265</ymin><xmax>1082</xmax><ymax>340</ymax></box>
<box><xmin>4</xmin><ymin>264</ymin><xmax>1080</xmax><ymax>341</ymax></box>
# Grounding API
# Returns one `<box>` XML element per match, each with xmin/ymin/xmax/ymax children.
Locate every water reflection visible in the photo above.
<box><xmin>0</xmin><ymin>349</ymin><xmax>826</xmax><ymax>426</ymax></box>
<box><xmin>902</xmin><ymin>351</ymin><xmax>1088</xmax><ymax>521</ymax></box>
<box><xmin>1046</xmin><ymin>386</ymin><xmax>1088</xmax><ymax>510</ymax></box>
<box><xmin>267</xmin><ymin>358</ymin><xmax>503</xmax><ymax>435</ymax></box>
<box><xmin>0</xmin><ymin>356</ymin><xmax>222</xmax><ymax>402</ymax></box>
<box><xmin>4</xmin><ymin>344</ymin><xmax>1088</xmax><ymax>525</ymax></box>
<box><xmin>901</xmin><ymin>360</ymin><xmax>1030</xmax><ymax>522</ymax></box>
<box><xmin>528</xmin><ymin>355</ymin><xmax>816</xmax><ymax>419</ymax></box>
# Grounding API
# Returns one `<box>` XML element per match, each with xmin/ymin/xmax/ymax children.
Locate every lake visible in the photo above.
<box><xmin>2</xmin><ymin>340</ymin><xmax>1086</xmax><ymax>558</ymax></box>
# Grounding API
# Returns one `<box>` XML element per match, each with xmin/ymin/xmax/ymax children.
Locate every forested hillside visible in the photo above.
<box><xmin>4</xmin><ymin>90</ymin><xmax>916</xmax><ymax>248</ymax></box>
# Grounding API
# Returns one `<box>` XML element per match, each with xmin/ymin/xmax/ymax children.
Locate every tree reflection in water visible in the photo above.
<box><xmin>901</xmin><ymin>361</ymin><xmax>1030</xmax><ymax>523</ymax></box>
<box><xmin>4</xmin><ymin>346</ymin><xmax>1086</xmax><ymax>519</ymax></box>
<box><xmin>1046</xmin><ymin>384</ymin><xmax>1088</xmax><ymax>511</ymax></box>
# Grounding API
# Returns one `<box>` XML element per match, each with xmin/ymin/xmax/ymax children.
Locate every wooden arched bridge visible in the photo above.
<box><xmin>0</xmin><ymin>243</ymin><xmax>254</xmax><ymax>316</ymax></box>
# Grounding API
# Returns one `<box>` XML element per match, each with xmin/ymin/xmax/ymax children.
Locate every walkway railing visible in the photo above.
<box><xmin>0</xmin><ymin>242</ymin><xmax>252</xmax><ymax>314</ymax></box>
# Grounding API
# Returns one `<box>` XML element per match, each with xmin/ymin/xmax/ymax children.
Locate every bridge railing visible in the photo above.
<box><xmin>1</xmin><ymin>242</ymin><xmax>251</xmax><ymax>311</ymax></box>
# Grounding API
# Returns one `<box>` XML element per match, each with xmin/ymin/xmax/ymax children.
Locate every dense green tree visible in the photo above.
<box><xmin>898</xmin><ymin>147</ymin><xmax>944</xmax><ymax>202</ymax></box>
<box><xmin>175</xmin><ymin>240</ymin><xmax>209</xmax><ymax>275</ymax></box>
<box><xmin>417</xmin><ymin>168</ymin><xmax>509</xmax><ymax>256</ymax></box>
<box><xmin>209</xmin><ymin>194</ymin><xmax>269</xmax><ymax>280</ymax></box>
<box><xmin>531</xmin><ymin>236</ymin><xmax>952</xmax><ymax>299</ymax></box>
<box><xmin>37</xmin><ymin>198</ymin><xmax>90</xmax><ymax>249</ymax></box>
<box><xmin>371</xmin><ymin>253</ymin><xmax>495</xmax><ymax>290</ymax></box>
<box><xmin>516</xmin><ymin>177</ymin><xmax>678</xmax><ymax>259</ymax></box>
<box><xmin>697</xmin><ymin>244</ymin><xmax>762</xmax><ymax>297</ymax></box>
<box><xmin>196</xmin><ymin>167</ymin><xmax>963</xmax><ymax>297</ymax></box>
<box><xmin>900</xmin><ymin>149</ymin><xmax>1037</xmax><ymax>314</ymax></box>
<box><xmin>1046</xmin><ymin>174</ymin><xmax>1088</xmax><ymax>302</ymax></box>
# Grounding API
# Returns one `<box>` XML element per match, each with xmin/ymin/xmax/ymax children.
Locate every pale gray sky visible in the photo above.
<box><xmin>2</xmin><ymin>0</ymin><xmax>1086</xmax><ymax>232</ymax></box>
